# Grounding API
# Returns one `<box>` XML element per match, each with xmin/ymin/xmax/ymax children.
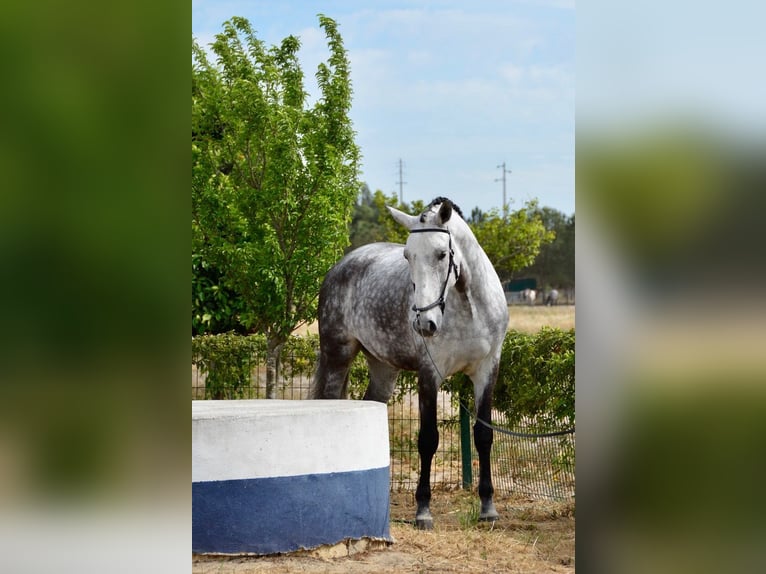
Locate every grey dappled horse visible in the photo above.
<box><xmin>311</xmin><ymin>197</ymin><xmax>509</xmax><ymax>529</ymax></box>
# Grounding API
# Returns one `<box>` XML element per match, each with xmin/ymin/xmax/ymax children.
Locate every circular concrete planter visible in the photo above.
<box><xmin>192</xmin><ymin>400</ymin><xmax>391</xmax><ymax>555</ymax></box>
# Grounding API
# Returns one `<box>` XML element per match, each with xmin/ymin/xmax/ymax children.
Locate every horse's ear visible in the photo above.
<box><xmin>386</xmin><ymin>205</ymin><xmax>419</xmax><ymax>230</ymax></box>
<box><xmin>438</xmin><ymin>200</ymin><xmax>453</xmax><ymax>224</ymax></box>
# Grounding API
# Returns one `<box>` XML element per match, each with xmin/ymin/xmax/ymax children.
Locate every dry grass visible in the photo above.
<box><xmin>507</xmin><ymin>304</ymin><xmax>575</xmax><ymax>333</ymax></box>
<box><xmin>192</xmin><ymin>490</ymin><xmax>574</xmax><ymax>573</ymax></box>
<box><xmin>388</xmin><ymin>490</ymin><xmax>575</xmax><ymax>572</ymax></box>
<box><xmin>293</xmin><ymin>305</ymin><xmax>575</xmax><ymax>337</ymax></box>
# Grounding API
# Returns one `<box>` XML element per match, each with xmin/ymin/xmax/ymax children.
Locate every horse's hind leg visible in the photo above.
<box><xmin>311</xmin><ymin>338</ymin><xmax>360</xmax><ymax>399</ymax></box>
<box><xmin>362</xmin><ymin>353</ymin><xmax>399</xmax><ymax>403</ymax></box>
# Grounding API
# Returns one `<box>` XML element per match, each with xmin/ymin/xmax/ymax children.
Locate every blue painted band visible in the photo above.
<box><xmin>193</xmin><ymin>466</ymin><xmax>391</xmax><ymax>555</ymax></box>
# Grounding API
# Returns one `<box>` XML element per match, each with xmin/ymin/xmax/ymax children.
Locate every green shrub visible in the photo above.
<box><xmin>280</xmin><ymin>334</ymin><xmax>320</xmax><ymax>385</ymax></box>
<box><xmin>346</xmin><ymin>353</ymin><xmax>418</xmax><ymax>400</ymax></box>
<box><xmin>192</xmin><ymin>328</ymin><xmax>575</xmax><ymax>431</ymax></box>
<box><xmin>192</xmin><ymin>333</ymin><xmax>266</xmax><ymax>399</ymax></box>
<box><xmin>193</xmin><ymin>333</ymin><xmax>323</xmax><ymax>398</ymax></box>
<box><xmin>494</xmin><ymin>327</ymin><xmax>575</xmax><ymax>431</ymax></box>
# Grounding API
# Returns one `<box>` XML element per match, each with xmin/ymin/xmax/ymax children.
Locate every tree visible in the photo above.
<box><xmin>348</xmin><ymin>189</ymin><xmax>423</xmax><ymax>247</ymax></box>
<box><xmin>371</xmin><ymin>191</ymin><xmax>425</xmax><ymax>244</ymax></box>
<box><xmin>469</xmin><ymin>201</ymin><xmax>554</xmax><ymax>282</ymax></box>
<box><xmin>192</xmin><ymin>252</ymin><xmax>247</xmax><ymax>335</ymax></box>
<box><xmin>347</xmin><ymin>183</ymin><xmax>387</xmax><ymax>251</ymax></box>
<box><xmin>192</xmin><ymin>16</ymin><xmax>360</xmax><ymax>397</ymax></box>
<box><xmin>469</xmin><ymin>207</ymin><xmax>487</xmax><ymax>225</ymax></box>
<box><xmin>520</xmin><ymin>208</ymin><xmax>575</xmax><ymax>292</ymax></box>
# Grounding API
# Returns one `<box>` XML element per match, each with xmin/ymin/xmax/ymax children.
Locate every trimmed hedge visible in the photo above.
<box><xmin>495</xmin><ymin>327</ymin><xmax>575</xmax><ymax>430</ymax></box>
<box><xmin>192</xmin><ymin>328</ymin><xmax>575</xmax><ymax>430</ymax></box>
<box><xmin>192</xmin><ymin>333</ymin><xmax>318</xmax><ymax>399</ymax></box>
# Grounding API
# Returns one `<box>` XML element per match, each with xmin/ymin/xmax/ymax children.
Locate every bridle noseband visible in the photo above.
<box><xmin>409</xmin><ymin>228</ymin><xmax>459</xmax><ymax>315</ymax></box>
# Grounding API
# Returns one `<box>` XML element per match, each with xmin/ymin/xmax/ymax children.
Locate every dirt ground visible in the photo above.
<box><xmin>192</xmin><ymin>490</ymin><xmax>575</xmax><ymax>573</ymax></box>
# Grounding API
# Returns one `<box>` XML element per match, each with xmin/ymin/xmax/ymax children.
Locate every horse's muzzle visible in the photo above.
<box><xmin>412</xmin><ymin>318</ymin><xmax>438</xmax><ymax>337</ymax></box>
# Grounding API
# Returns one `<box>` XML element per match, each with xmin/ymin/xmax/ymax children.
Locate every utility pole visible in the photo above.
<box><xmin>396</xmin><ymin>158</ymin><xmax>407</xmax><ymax>204</ymax></box>
<box><xmin>495</xmin><ymin>162</ymin><xmax>512</xmax><ymax>213</ymax></box>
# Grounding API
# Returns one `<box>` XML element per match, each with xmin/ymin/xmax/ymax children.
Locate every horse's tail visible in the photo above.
<box><xmin>309</xmin><ymin>348</ymin><xmax>335</xmax><ymax>399</ymax></box>
<box><xmin>309</xmin><ymin>372</ymin><xmax>324</xmax><ymax>399</ymax></box>
<box><xmin>310</xmin><ymin>346</ymin><xmax>353</xmax><ymax>399</ymax></box>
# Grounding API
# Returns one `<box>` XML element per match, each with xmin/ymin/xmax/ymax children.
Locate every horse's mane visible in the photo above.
<box><xmin>425</xmin><ymin>197</ymin><xmax>465</xmax><ymax>220</ymax></box>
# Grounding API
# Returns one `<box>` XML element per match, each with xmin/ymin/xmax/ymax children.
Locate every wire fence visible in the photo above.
<box><xmin>192</xmin><ymin>350</ymin><xmax>574</xmax><ymax>500</ymax></box>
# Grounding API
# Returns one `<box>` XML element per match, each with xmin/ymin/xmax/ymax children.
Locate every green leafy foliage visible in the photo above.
<box><xmin>494</xmin><ymin>327</ymin><xmax>575</xmax><ymax>431</ymax></box>
<box><xmin>192</xmin><ymin>333</ymin><xmax>266</xmax><ymax>399</ymax></box>
<box><xmin>192</xmin><ymin>333</ymin><xmax>320</xmax><ymax>399</ymax></box>
<box><xmin>192</xmin><ymin>16</ymin><xmax>359</xmax><ymax>343</ymax></box>
<box><xmin>518</xmin><ymin>208</ymin><xmax>575</xmax><ymax>291</ymax></box>
<box><xmin>192</xmin><ymin>253</ymin><xmax>247</xmax><ymax>335</ymax></box>
<box><xmin>193</xmin><ymin>328</ymin><xmax>574</xmax><ymax>427</ymax></box>
<box><xmin>347</xmin><ymin>184</ymin><xmax>385</xmax><ymax>250</ymax></box>
<box><xmin>280</xmin><ymin>334</ymin><xmax>320</xmax><ymax>385</ymax></box>
<box><xmin>347</xmin><ymin>187</ymin><xmax>428</xmax><ymax>248</ymax></box>
<box><xmin>469</xmin><ymin>200</ymin><xmax>555</xmax><ymax>282</ymax></box>
<box><xmin>346</xmin><ymin>352</ymin><xmax>418</xmax><ymax>400</ymax></box>
<box><xmin>372</xmin><ymin>191</ymin><xmax>424</xmax><ymax>245</ymax></box>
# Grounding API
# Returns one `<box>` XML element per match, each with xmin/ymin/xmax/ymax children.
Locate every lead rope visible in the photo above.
<box><xmin>412</xmin><ymin>323</ymin><xmax>575</xmax><ymax>439</ymax></box>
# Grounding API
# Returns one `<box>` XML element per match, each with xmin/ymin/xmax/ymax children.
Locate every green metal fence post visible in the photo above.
<box><xmin>459</xmin><ymin>389</ymin><xmax>472</xmax><ymax>490</ymax></box>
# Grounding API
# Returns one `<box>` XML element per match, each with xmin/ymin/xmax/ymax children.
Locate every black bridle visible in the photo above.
<box><xmin>409</xmin><ymin>228</ymin><xmax>459</xmax><ymax>315</ymax></box>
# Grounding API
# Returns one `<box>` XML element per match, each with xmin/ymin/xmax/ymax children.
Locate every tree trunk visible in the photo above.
<box><xmin>265</xmin><ymin>335</ymin><xmax>285</xmax><ymax>399</ymax></box>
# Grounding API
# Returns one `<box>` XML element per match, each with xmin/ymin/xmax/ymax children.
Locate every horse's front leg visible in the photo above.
<box><xmin>474</xmin><ymin>364</ymin><xmax>500</xmax><ymax>522</ymax></box>
<box><xmin>415</xmin><ymin>373</ymin><xmax>439</xmax><ymax>530</ymax></box>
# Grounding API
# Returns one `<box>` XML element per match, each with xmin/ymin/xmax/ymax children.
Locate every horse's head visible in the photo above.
<box><xmin>387</xmin><ymin>198</ymin><xmax>463</xmax><ymax>337</ymax></box>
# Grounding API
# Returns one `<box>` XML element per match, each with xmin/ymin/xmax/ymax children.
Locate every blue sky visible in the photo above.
<box><xmin>193</xmin><ymin>1</ymin><xmax>575</xmax><ymax>216</ymax></box>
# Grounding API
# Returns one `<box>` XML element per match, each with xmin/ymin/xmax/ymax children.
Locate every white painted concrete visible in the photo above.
<box><xmin>192</xmin><ymin>400</ymin><xmax>390</xmax><ymax>482</ymax></box>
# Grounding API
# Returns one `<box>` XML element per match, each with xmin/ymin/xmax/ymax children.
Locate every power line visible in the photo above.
<box><xmin>396</xmin><ymin>158</ymin><xmax>407</xmax><ymax>204</ymax></box>
<box><xmin>495</xmin><ymin>162</ymin><xmax>512</xmax><ymax>213</ymax></box>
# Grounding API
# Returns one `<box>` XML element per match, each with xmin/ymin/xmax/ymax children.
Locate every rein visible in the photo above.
<box><xmin>409</xmin><ymin>228</ymin><xmax>459</xmax><ymax>315</ymax></box>
<box><xmin>415</xmin><ymin>328</ymin><xmax>577</xmax><ymax>438</ymax></box>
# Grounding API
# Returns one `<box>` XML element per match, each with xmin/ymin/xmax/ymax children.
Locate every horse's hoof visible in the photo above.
<box><xmin>415</xmin><ymin>517</ymin><xmax>434</xmax><ymax>530</ymax></box>
<box><xmin>415</xmin><ymin>507</ymin><xmax>433</xmax><ymax>530</ymax></box>
<box><xmin>479</xmin><ymin>500</ymin><xmax>499</xmax><ymax>522</ymax></box>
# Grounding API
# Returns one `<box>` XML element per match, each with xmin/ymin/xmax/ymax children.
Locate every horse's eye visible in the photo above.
<box><xmin>403</xmin><ymin>249</ymin><xmax>409</xmax><ymax>260</ymax></box>
<box><xmin>438</xmin><ymin>251</ymin><xmax>447</xmax><ymax>260</ymax></box>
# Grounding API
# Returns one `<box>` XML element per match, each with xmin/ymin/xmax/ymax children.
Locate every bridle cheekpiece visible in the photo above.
<box><xmin>409</xmin><ymin>228</ymin><xmax>459</xmax><ymax>316</ymax></box>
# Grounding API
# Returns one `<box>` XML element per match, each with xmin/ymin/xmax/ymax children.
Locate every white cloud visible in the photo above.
<box><xmin>501</xmin><ymin>64</ymin><xmax>524</xmax><ymax>83</ymax></box>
